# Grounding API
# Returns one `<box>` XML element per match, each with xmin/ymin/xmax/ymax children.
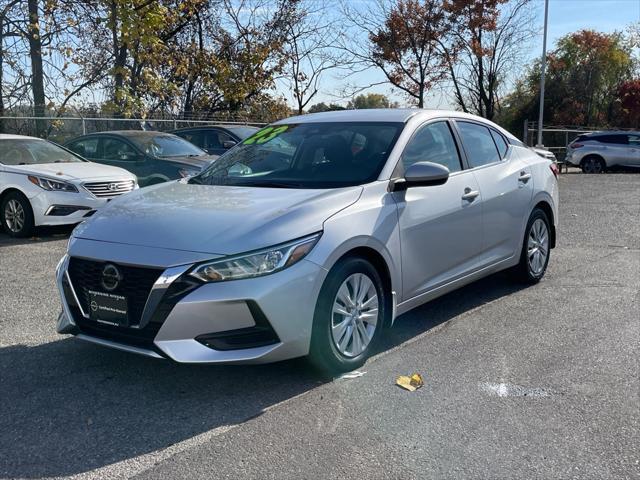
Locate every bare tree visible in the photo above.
<box><xmin>338</xmin><ymin>0</ymin><xmax>450</xmax><ymax>108</ymax></box>
<box><xmin>444</xmin><ymin>0</ymin><xmax>536</xmax><ymax>119</ymax></box>
<box><xmin>0</xmin><ymin>0</ymin><xmax>100</xmax><ymax>135</ymax></box>
<box><xmin>281</xmin><ymin>0</ymin><xmax>347</xmax><ymax>115</ymax></box>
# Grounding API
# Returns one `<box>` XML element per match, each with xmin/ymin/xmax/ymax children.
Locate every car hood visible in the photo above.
<box><xmin>4</xmin><ymin>162</ymin><xmax>134</xmax><ymax>182</ymax></box>
<box><xmin>72</xmin><ymin>181</ymin><xmax>363</xmax><ymax>255</ymax></box>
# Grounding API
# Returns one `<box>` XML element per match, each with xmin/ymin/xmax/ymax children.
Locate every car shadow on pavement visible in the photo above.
<box><xmin>378</xmin><ymin>270</ymin><xmax>524</xmax><ymax>353</ymax></box>
<box><xmin>0</xmin><ymin>271</ymin><xmax>526</xmax><ymax>479</ymax></box>
<box><xmin>0</xmin><ymin>225</ymin><xmax>73</xmax><ymax>247</ymax></box>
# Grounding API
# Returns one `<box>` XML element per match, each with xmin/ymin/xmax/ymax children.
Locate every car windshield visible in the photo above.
<box><xmin>0</xmin><ymin>138</ymin><xmax>82</xmax><ymax>165</ymax></box>
<box><xmin>190</xmin><ymin>122</ymin><xmax>403</xmax><ymax>189</ymax></box>
<box><xmin>133</xmin><ymin>134</ymin><xmax>207</xmax><ymax>158</ymax></box>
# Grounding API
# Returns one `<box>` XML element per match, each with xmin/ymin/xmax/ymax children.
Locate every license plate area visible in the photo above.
<box><xmin>88</xmin><ymin>290</ymin><xmax>129</xmax><ymax>327</ymax></box>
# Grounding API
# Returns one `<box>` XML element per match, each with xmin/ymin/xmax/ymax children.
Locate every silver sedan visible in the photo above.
<box><xmin>56</xmin><ymin>109</ymin><xmax>559</xmax><ymax>374</ymax></box>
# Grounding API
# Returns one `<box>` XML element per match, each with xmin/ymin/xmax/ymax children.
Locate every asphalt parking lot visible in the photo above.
<box><xmin>0</xmin><ymin>172</ymin><xmax>638</xmax><ymax>480</ymax></box>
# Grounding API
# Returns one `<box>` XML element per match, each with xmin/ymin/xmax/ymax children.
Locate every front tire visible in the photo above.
<box><xmin>1</xmin><ymin>191</ymin><xmax>34</xmax><ymax>238</ymax></box>
<box><xmin>308</xmin><ymin>257</ymin><xmax>387</xmax><ymax>375</ymax></box>
<box><xmin>512</xmin><ymin>208</ymin><xmax>551</xmax><ymax>284</ymax></box>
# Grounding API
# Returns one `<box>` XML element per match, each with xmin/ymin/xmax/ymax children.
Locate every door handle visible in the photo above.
<box><xmin>518</xmin><ymin>171</ymin><xmax>532</xmax><ymax>183</ymax></box>
<box><xmin>461</xmin><ymin>188</ymin><xmax>480</xmax><ymax>201</ymax></box>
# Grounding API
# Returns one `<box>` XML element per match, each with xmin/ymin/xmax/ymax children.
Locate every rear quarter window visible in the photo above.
<box><xmin>490</xmin><ymin>130</ymin><xmax>509</xmax><ymax>158</ymax></box>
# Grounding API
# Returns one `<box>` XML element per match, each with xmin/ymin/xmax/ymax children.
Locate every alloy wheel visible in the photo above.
<box><xmin>4</xmin><ymin>199</ymin><xmax>25</xmax><ymax>233</ymax></box>
<box><xmin>583</xmin><ymin>157</ymin><xmax>602</xmax><ymax>174</ymax></box>
<box><xmin>331</xmin><ymin>273</ymin><xmax>379</xmax><ymax>358</ymax></box>
<box><xmin>527</xmin><ymin>218</ymin><xmax>549</xmax><ymax>276</ymax></box>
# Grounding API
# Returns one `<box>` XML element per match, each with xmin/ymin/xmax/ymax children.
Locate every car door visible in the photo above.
<box><xmin>98</xmin><ymin>137</ymin><xmax>147</xmax><ymax>178</ymax></box>
<box><xmin>454</xmin><ymin>120</ymin><xmax>533</xmax><ymax>264</ymax></box>
<box><xmin>203</xmin><ymin>129</ymin><xmax>227</xmax><ymax>156</ymax></box>
<box><xmin>600</xmin><ymin>134</ymin><xmax>629</xmax><ymax>166</ymax></box>
<box><xmin>392</xmin><ymin>120</ymin><xmax>484</xmax><ymax>301</ymax></box>
<box><xmin>624</xmin><ymin>134</ymin><xmax>640</xmax><ymax>166</ymax></box>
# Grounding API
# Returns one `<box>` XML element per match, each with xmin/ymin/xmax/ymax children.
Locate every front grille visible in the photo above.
<box><xmin>67</xmin><ymin>257</ymin><xmax>162</xmax><ymax>326</ymax></box>
<box><xmin>83</xmin><ymin>179</ymin><xmax>135</xmax><ymax>198</ymax></box>
<box><xmin>64</xmin><ymin>258</ymin><xmax>201</xmax><ymax>351</ymax></box>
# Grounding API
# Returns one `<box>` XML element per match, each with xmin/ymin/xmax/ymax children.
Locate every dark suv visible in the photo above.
<box><xmin>566</xmin><ymin>132</ymin><xmax>640</xmax><ymax>173</ymax></box>
<box><xmin>65</xmin><ymin>131</ymin><xmax>216</xmax><ymax>186</ymax></box>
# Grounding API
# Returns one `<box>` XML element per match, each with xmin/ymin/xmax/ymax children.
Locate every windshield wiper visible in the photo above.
<box><xmin>233</xmin><ymin>181</ymin><xmax>302</xmax><ymax>188</ymax></box>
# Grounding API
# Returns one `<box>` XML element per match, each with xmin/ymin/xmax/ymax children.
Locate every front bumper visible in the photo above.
<box><xmin>31</xmin><ymin>190</ymin><xmax>108</xmax><ymax>227</ymax></box>
<box><xmin>55</xmin><ymin>244</ymin><xmax>327</xmax><ymax>364</ymax></box>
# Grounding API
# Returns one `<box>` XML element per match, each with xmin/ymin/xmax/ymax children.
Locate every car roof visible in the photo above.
<box><xmin>76</xmin><ymin>130</ymin><xmax>175</xmax><ymax>138</ymax></box>
<box><xmin>0</xmin><ymin>133</ymin><xmax>44</xmax><ymax>141</ymax></box>
<box><xmin>276</xmin><ymin>108</ymin><xmax>510</xmax><ymax>124</ymax></box>
<box><xmin>583</xmin><ymin>131</ymin><xmax>640</xmax><ymax>136</ymax></box>
<box><xmin>172</xmin><ymin>125</ymin><xmax>259</xmax><ymax>132</ymax></box>
<box><xmin>273</xmin><ymin>108</ymin><xmax>521</xmax><ymax>143</ymax></box>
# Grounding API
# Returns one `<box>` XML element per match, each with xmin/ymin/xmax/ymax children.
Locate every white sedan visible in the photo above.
<box><xmin>0</xmin><ymin>134</ymin><xmax>137</xmax><ymax>237</ymax></box>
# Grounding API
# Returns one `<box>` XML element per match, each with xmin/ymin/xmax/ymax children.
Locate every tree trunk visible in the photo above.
<box><xmin>27</xmin><ymin>0</ymin><xmax>46</xmax><ymax>137</ymax></box>
<box><xmin>109</xmin><ymin>0</ymin><xmax>128</xmax><ymax>116</ymax></box>
<box><xmin>0</xmin><ymin>23</ymin><xmax>5</xmax><ymax>133</ymax></box>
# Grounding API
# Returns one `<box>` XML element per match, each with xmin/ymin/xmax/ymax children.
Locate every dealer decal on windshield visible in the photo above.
<box><xmin>243</xmin><ymin>125</ymin><xmax>289</xmax><ymax>145</ymax></box>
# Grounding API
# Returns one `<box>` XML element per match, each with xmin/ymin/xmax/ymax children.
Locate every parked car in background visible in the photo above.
<box><xmin>56</xmin><ymin>109</ymin><xmax>558</xmax><ymax>374</ymax></box>
<box><xmin>532</xmin><ymin>146</ymin><xmax>557</xmax><ymax>162</ymax></box>
<box><xmin>171</xmin><ymin>125</ymin><xmax>259</xmax><ymax>156</ymax></box>
<box><xmin>565</xmin><ymin>131</ymin><xmax>640</xmax><ymax>173</ymax></box>
<box><xmin>65</xmin><ymin>131</ymin><xmax>216</xmax><ymax>186</ymax></box>
<box><xmin>0</xmin><ymin>134</ymin><xmax>137</xmax><ymax>237</ymax></box>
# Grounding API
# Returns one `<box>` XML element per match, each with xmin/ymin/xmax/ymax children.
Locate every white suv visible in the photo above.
<box><xmin>565</xmin><ymin>132</ymin><xmax>640</xmax><ymax>173</ymax></box>
<box><xmin>0</xmin><ymin>134</ymin><xmax>137</xmax><ymax>237</ymax></box>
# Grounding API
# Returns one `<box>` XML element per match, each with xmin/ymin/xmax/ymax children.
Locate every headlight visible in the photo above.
<box><xmin>190</xmin><ymin>232</ymin><xmax>321</xmax><ymax>282</ymax></box>
<box><xmin>28</xmin><ymin>175</ymin><xmax>78</xmax><ymax>192</ymax></box>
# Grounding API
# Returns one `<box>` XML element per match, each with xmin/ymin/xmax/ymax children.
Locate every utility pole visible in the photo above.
<box><xmin>537</xmin><ymin>0</ymin><xmax>549</xmax><ymax>147</ymax></box>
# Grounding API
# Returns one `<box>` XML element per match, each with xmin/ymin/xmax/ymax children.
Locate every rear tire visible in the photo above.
<box><xmin>581</xmin><ymin>155</ymin><xmax>605</xmax><ymax>174</ymax></box>
<box><xmin>1</xmin><ymin>191</ymin><xmax>34</xmax><ymax>238</ymax></box>
<box><xmin>308</xmin><ymin>257</ymin><xmax>387</xmax><ymax>376</ymax></box>
<box><xmin>512</xmin><ymin>208</ymin><xmax>551</xmax><ymax>284</ymax></box>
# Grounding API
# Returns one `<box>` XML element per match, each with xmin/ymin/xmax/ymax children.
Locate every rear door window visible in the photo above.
<box><xmin>598</xmin><ymin>135</ymin><xmax>628</xmax><ymax>145</ymax></box>
<box><xmin>179</xmin><ymin>131</ymin><xmax>206</xmax><ymax>150</ymax></box>
<box><xmin>457</xmin><ymin>121</ymin><xmax>501</xmax><ymax>168</ymax></box>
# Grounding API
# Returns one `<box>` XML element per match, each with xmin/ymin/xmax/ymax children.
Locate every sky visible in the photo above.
<box><xmin>283</xmin><ymin>0</ymin><xmax>640</xmax><ymax>109</ymax></box>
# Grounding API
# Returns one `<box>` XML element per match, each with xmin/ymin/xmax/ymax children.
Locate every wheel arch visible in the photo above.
<box><xmin>0</xmin><ymin>186</ymin><xmax>30</xmax><ymax>205</ymax></box>
<box><xmin>332</xmin><ymin>246</ymin><xmax>394</xmax><ymax>327</ymax></box>
<box><xmin>533</xmin><ymin>200</ymin><xmax>556</xmax><ymax>249</ymax></box>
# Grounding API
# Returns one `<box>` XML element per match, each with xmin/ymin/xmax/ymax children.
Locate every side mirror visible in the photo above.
<box><xmin>223</xmin><ymin>140</ymin><xmax>237</xmax><ymax>149</ymax></box>
<box><xmin>392</xmin><ymin>161</ymin><xmax>449</xmax><ymax>191</ymax></box>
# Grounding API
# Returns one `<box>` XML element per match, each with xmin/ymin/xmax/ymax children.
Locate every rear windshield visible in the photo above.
<box><xmin>191</xmin><ymin>122</ymin><xmax>403</xmax><ymax>189</ymax></box>
<box><xmin>226</xmin><ymin>126</ymin><xmax>260</xmax><ymax>139</ymax></box>
<box><xmin>0</xmin><ymin>139</ymin><xmax>82</xmax><ymax>165</ymax></box>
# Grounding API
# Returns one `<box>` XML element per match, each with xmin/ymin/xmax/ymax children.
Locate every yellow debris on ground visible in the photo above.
<box><xmin>395</xmin><ymin>373</ymin><xmax>424</xmax><ymax>392</ymax></box>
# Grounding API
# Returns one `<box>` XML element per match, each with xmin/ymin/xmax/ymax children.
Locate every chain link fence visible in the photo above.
<box><xmin>0</xmin><ymin>116</ymin><xmax>267</xmax><ymax>144</ymax></box>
